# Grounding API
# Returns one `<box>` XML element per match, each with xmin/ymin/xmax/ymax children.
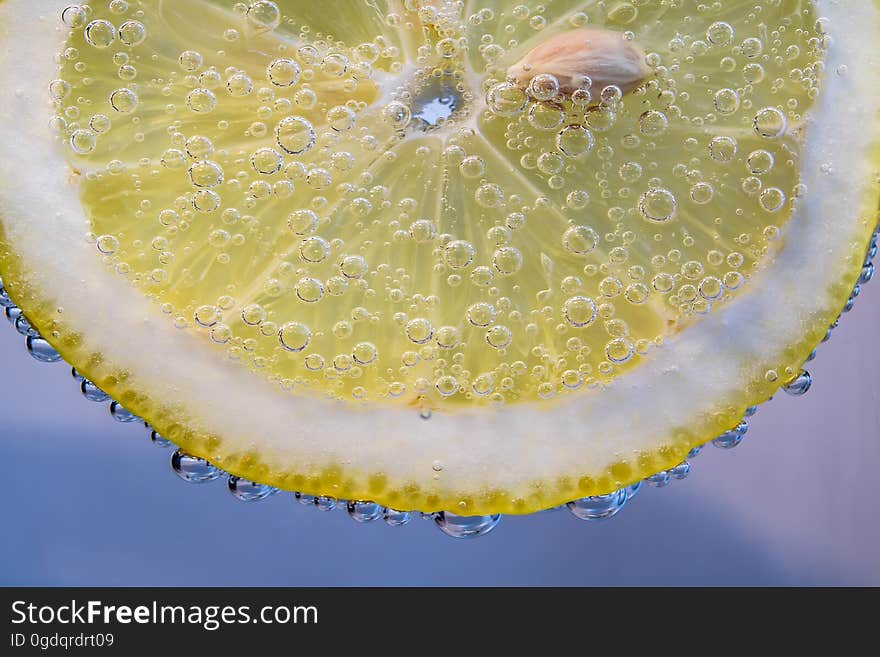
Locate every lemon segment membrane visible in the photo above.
<box><xmin>0</xmin><ymin>0</ymin><xmax>878</xmax><ymax>514</ymax></box>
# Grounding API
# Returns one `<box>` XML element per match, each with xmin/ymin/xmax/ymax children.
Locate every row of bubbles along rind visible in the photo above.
<box><xmin>0</xmin><ymin>226</ymin><xmax>875</xmax><ymax>538</ymax></box>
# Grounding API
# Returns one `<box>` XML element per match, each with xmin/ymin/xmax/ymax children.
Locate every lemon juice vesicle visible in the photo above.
<box><xmin>0</xmin><ymin>0</ymin><xmax>878</xmax><ymax>537</ymax></box>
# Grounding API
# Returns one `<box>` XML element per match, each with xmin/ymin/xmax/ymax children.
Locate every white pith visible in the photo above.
<box><xmin>0</xmin><ymin>1</ymin><xmax>878</xmax><ymax>506</ymax></box>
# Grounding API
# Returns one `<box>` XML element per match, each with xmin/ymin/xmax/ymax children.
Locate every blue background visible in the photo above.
<box><xmin>1</xmin><ymin>280</ymin><xmax>878</xmax><ymax>586</ymax></box>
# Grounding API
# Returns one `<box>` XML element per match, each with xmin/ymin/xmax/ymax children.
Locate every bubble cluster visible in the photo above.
<box><xmin>51</xmin><ymin>0</ymin><xmax>826</xmax><ymax>410</ymax></box>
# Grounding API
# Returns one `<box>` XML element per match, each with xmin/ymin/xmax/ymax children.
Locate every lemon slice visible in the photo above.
<box><xmin>1</xmin><ymin>0</ymin><xmax>878</xmax><ymax>515</ymax></box>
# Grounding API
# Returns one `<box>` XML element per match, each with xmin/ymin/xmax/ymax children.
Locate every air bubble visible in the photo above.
<box><xmin>109</xmin><ymin>88</ymin><xmax>138</xmax><ymax>113</ymax></box>
<box><xmin>250</xmin><ymin>147</ymin><xmax>282</xmax><ymax>175</ymax></box>
<box><xmin>713</xmin><ymin>88</ymin><xmax>741</xmax><ymax>115</ymax></box>
<box><xmin>178</xmin><ymin>50</ymin><xmax>203</xmax><ymax>72</ymax></box>
<box><xmin>61</xmin><ymin>5</ymin><xmax>87</xmax><ymax>28</ymax></box>
<box><xmin>84</xmin><ymin>19</ymin><xmax>115</xmax><ymax>48</ymax></box>
<box><xmin>485</xmin><ymin>325</ymin><xmax>512</xmax><ymax>349</ymax></box>
<box><xmin>754</xmin><ymin>107</ymin><xmax>788</xmax><ymax>138</ymax></box>
<box><xmin>434</xmin><ymin>512</ymin><xmax>501</xmax><ymax>538</ymax></box>
<box><xmin>96</xmin><ymin>234</ymin><xmax>119</xmax><ymax>254</ymax></box>
<box><xmin>639</xmin><ymin>110</ymin><xmax>668</xmax><ymax>136</ymax></box>
<box><xmin>639</xmin><ymin>188</ymin><xmax>677</xmax><ymax>223</ymax></box>
<box><xmin>118</xmin><ymin>20</ymin><xmax>146</xmax><ymax>46</ymax></box>
<box><xmin>227</xmin><ymin>73</ymin><xmax>253</xmax><ymax>96</ymax></box>
<box><xmin>747</xmin><ymin>150</ymin><xmax>775</xmax><ymax>174</ymax></box>
<box><xmin>186</xmin><ymin>88</ymin><xmax>217</xmax><ymax>113</ymax></box>
<box><xmin>486</xmin><ymin>81</ymin><xmax>528</xmax><ymax>116</ymax></box>
<box><xmin>557</xmin><ymin>125</ymin><xmax>595</xmax><ymax>157</ymax></box>
<box><xmin>188</xmin><ymin>160</ymin><xmax>224</xmax><ymax>188</ymax></box>
<box><xmin>246</xmin><ymin>1</ymin><xmax>282</xmax><ymax>32</ymax></box>
<box><xmin>444</xmin><ymin>240</ymin><xmax>475</xmax><ymax>269</ymax></box>
<box><xmin>69</xmin><ymin>129</ymin><xmax>96</xmax><ymax>154</ymax></box>
<box><xmin>228</xmin><ymin>477</ymin><xmax>276</xmax><ymax>501</ymax></box>
<box><xmin>706</xmin><ymin>21</ymin><xmax>734</xmax><ymax>46</ymax></box>
<box><xmin>348</xmin><ymin>501</ymin><xmax>383</xmax><ymax>522</ymax></box>
<box><xmin>709</xmin><ymin>136</ymin><xmax>737</xmax><ymax>162</ymax></box>
<box><xmin>563</xmin><ymin>296</ymin><xmax>597</xmax><ymax>327</ymax></box>
<box><xmin>567</xmin><ymin>489</ymin><xmax>628</xmax><ymax>521</ymax></box>
<box><xmin>267</xmin><ymin>58</ymin><xmax>301</xmax><ymax>87</ymax></box>
<box><xmin>562</xmin><ymin>225</ymin><xmax>599</xmax><ymax>255</ymax></box>
<box><xmin>275</xmin><ymin>116</ymin><xmax>315</xmax><ymax>154</ymax></box>
<box><xmin>171</xmin><ymin>449</ymin><xmax>221</xmax><ymax>483</ymax></box>
<box><xmin>527</xmin><ymin>73</ymin><xmax>560</xmax><ymax>101</ymax></box>
<box><xmin>278</xmin><ymin>322</ymin><xmax>311</xmax><ymax>352</ymax></box>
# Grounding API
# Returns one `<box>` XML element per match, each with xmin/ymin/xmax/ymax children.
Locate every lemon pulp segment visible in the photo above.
<box><xmin>0</xmin><ymin>0</ymin><xmax>878</xmax><ymax>514</ymax></box>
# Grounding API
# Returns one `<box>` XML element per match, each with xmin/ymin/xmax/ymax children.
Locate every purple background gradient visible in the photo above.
<box><xmin>1</xmin><ymin>280</ymin><xmax>877</xmax><ymax>586</ymax></box>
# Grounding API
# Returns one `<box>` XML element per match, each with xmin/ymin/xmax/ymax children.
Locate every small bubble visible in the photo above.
<box><xmin>227</xmin><ymin>72</ymin><xmax>253</xmax><ymax>96</ymax></box>
<box><xmin>486</xmin><ymin>81</ymin><xmax>528</xmax><ymax>116</ymax></box>
<box><xmin>639</xmin><ymin>110</ymin><xmax>668</xmax><ymax>136</ymax></box>
<box><xmin>186</xmin><ymin>88</ymin><xmax>217</xmax><ymax>113</ymax></box>
<box><xmin>709</xmin><ymin>136</ymin><xmax>737</xmax><ymax>162</ymax></box>
<box><xmin>713</xmin><ymin>88</ymin><xmax>741</xmax><ymax>115</ymax></box>
<box><xmin>327</xmin><ymin>105</ymin><xmax>356</xmax><ymax>132</ymax></box>
<box><xmin>241</xmin><ymin>303</ymin><xmax>266</xmax><ymax>325</ymax></box>
<box><xmin>406</xmin><ymin>318</ymin><xmax>433</xmax><ymax>344</ymax></box>
<box><xmin>250</xmin><ymin>147</ymin><xmax>282</xmax><ymax>175</ymax></box>
<box><xmin>467</xmin><ymin>302</ymin><xmax>496</xmax><ymax>327</ymax></box>
<box><xmin>353</xmin><ymin>342</ymin><xmax>378</xmax><ymax>365</ymax></box>
<box><xmin>759</xmin><ymin>187</ymin><xmax>786</xmax><ymax>212</ymax></box>
<box><xmin>485</xmin><ymin>325</ymin><xmax>512</xmax><ymax>349</ymax></box>
<box><xmin>476</xmin><ymin>184</ymin><xmax>504</xmax><ymax>208</ymax></box>
<box><xmin>275</xmin><ymin>116</ymin><xmax>315</xmax><ymax>154</ymax></box>
<box><xmin>299</xmin><ymin>236</ymin><xmax>330</xmax><ymax>263</ymax></box>
<box><xmin>84</xmin><ymin>19</ymin><xmax>115</xmax><ymax>48</ymax></box>
<box><xmin>96</xmin><ymin>234</ymin><xmax>119</xmax><ymax>254</ymax></box>
<box><xmin>118</xmin><ymin>20</ymin><xmax>146</xmax><ymax>46</ymax></box>
<box><xmin>247</xmin><ymin>0</ymin><xmax>281</xmax><ymax>32</ymax></box>
<box><xmin>639</xmin><ymin>188</ymin><xmax>677</xmax><ymax>223</ymax></box>
<box><xmin>287</xmin><ymin>209</ymin><xmax>318</xmax><ymax>235</ymax></box>
<box><xmin>527</xmin><ymin>73</ymin><xmax>559</xmax><ymax>101</ymax></box>
<box><xmin>563</xmin><ymin>296</ymin><xmax>597</xmax><ymax>327</ymax></box>
<box><xmin>109</xmin><ymin>88</ymin><xmax>138</xmax><ymax>113</ymax></box>
<box><xmin>492</xmin><ymin>246</ymin><xmax>522</xmax><ymax>275</ymax></box>
<box><xmin>562</xmin><ymin>225</ymin><xmax>599</xmax><ymax>255</ymax></box>
<box><xmin>89</xmin><ymin>114</ymin><xmax>111</xmax><ymax>133</ymax></box>
<box><xmin>267</xmin><ymin>58</ymin><xmax>301</xmax><ymax>87</ymax></box>
<box><xmin>435</xmin><ymin>375</ymin><xmax>459</xmax><ymax>397</ymax></box>
<box><xmin>527</xmin><ymin>102</ymin><xmax>564</xmax><ymax>131</ymax></box>
<box><xmin>382</xmin><ymin>101</ymin><xmax>411</xmax><ymax>129</ymax></box>
<box><xmin>321</xmin><ymin>53</ymin><xmax>349</xmax><ymax>77</ymax></box>
<box><xmin>340</xmin><ymin>254</ymin><xmax>368</xmax><ymax>279</ymax></box>
<box><xmin>178</xmin><ymin>50</ymin><xmax>203</xmax><ymax>72</ymax></box>
<box><xmin>690</xmin><ymin>182</ymin><xmax>714</xmax><ymax>204</ymax></box>
<box><xmin>294</xmin><ymin>277</ymin><xmax>324</xmax><ymax>303</ymax></box>
<box><xmin>409</xmin><ymin>219</ymin><xmax>437</xmax><ymax>243</ymax></box>
<box><xmin>699</xmin><ymin>276</ymin><xmax>724</xmax><ymax>300</ymax></box>
<box><xmin>194</xmin><ymin>305</ymin><xmax>220</xmax><ymax>327</ymax></box>
<box><xmin>278</xmin><ymin>321</ymin><xmax>311</xmax><ymax>352</ymax></box>
<box><xmin>69</xmin><ymin>128</ymin><xmax>96</xmax><ymax>154</ymax></box>
<box><xmin>459</xmin><ymin>155</ymin><xmax>486</xmax><ymax>179</ymax></box>
<box><xmin>606</xmin><ymin>338</ymin><xmax>634</xmax><ymax>364</ymax></box>
<box><xmin>61</xmin><ymin>5</ymin><xmax>86</xmax><ymax>28</ymax></box>
<box><xmin>742</xmin><ymin>62</ymin><xmax>765</xmax><ymax>84</ymax></box>
<box><xmin>444</xmin><ymin>240</ymin><xmax>475</xmax><ymax>269</ymax></box>
<box><xmin>188</xmin><ymin>160</ymin><xmax>224</xmax><ymax>188</ymax></box>
<box><xmin>435</xmin><ymin>326</ymin><xmax>461</xmax><ymax>349</ymax></box>
<box><xmin>192</xmin><ymin>190</ymin><xmax>221</xmax><ymax>213</ymax></box>
<box><xmin>747</xmin><ymin>149</ymin><xmax>775</xmax><ymax>174</ymax></box>
<box><xmin>706</xmin><ymin>21</ymin><xmax>734</xmax><ymax>47</ymax></box>
<box><xmin>49</xmin><ymin>79</ymin><xmax>71</xmax><ymax>101</ymax></box>
<box><xmin>185</xmin><ymin>135</ymin><xmax>214</xmax><ymax>159</ymax></box>
<box><xmin>754</xmin><ymin>107</ymin><xmax>787</xmax><ymax>138</ymax></box>
<box><xmin>557</xmin><ymin>125</ymin><xmax>594</xmax><ymax>157</ymax></box>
